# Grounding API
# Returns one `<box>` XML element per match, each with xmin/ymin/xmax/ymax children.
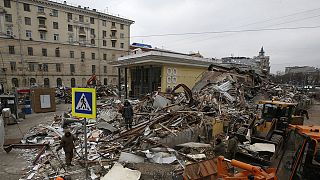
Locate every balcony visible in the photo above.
<box><xmin>38</xmin><ymin>24</ymin><xmax>47</xmax><ymax>31</ymax></box>
<box><xmin>110</xmin><ymin>35</ymin><xmax>117</xmax><ymax>41</ymax></box>
<box><xmin>37</xmin><ymin>12</ymin><xmax>46</xmax><ymax>19</ymax></box>
<box><xmin>111</xmin><ymin>26</ymin><xmax>117</xmax><ymax>31</ymax></box>
<box><xmin>79</xmin><ymin>30</ymin><xmax>86</xmax><ymax>36</ymax></box>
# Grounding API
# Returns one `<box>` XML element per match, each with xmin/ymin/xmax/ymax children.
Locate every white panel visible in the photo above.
<box><xmin>40</xmin><ymin>95</ymin><xmax>51</xmax><ymax>109</ymax></box>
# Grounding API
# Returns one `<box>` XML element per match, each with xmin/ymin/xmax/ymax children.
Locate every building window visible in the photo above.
<box><xmin>79</xmin><ymin>36</ymin><xmax>85</xmax><ymax>44</ymax></box>
<box><xmin>68</xmin><ymin>24</ymin><xmax>73</xmax><ymax>32</ymax></box>
<box><xmin>10</xmin><ymin>62</ymin><xmax>16</xmax><ymax>71</ymax></box>
<box><xmin>68</xmin><ymin>35</ymin><xmax>73</xmax><ymax>43</ymax></box>
<box><xmin>39</xmin><ymin>18</ymin><xmax>45</xmax><ymax>26</ymax></box>
<box><xmin>25</xmin><ymin>17</ymin><xmax>31</xmax><ymax>25</ymax></box>
<box><xmin>4</xmin><ymin>0</ymin><xmax>11</xmax><ymax>8</ymax></box>
<box><xmin>56</xmin><ymin>63</ymin><xmax>61</xmax><ymax>72</ymax></box>
<box><xmin>38</xmin><ymin>64</ymin><xmax>42</xmax><ymax>71</ymax></box>
<box><xmin>57</xmin><ymin>78</ymin><xmax>62</xmax><ymax>87</ymax></box>
<box><xmin>90</xmin><ymin>17</ymin><xmax>94</xmax><ymax>24</ymax></box>
<box><xmin>79</xmin><ymin>15</ymin><xmax>84</xmax><ymax>22</ymax></box>
<box><xmin>120</xmin><ymin>33</ymin><xmax>124</xmax><ymax>39</ymax></box>
<box><xmin>38</xmin><ymin>6</ymin><xmax>44</xmax><ymax>12</ymax></box>
<box><xmin>103</xmin><ymin>54</ymin><xmax>107</xmax><ymax>60</ymax></box>
<box><xmin>120</xmin><ymin>24</ymin><xmax>124</xmax><ymax>30</ymax></box>
<box><xmin>29</xmin><ymin>63</ymin><xmax>35</xmax><ymax>72</ymax></box>
<box><xmin>112</xmin><ymin>41</ymin><xmax>116</xmax><ymax>48</ymax></box>
<box><xmin>30</xmin><ymin>78</ymin><xmax>36</xmax><ymax>85</ymax></box>
<box><xmin>70</xmin><ymin>64</ymin><xmax>75</xmax><ymax>73</ymax></box>
<box><xmin>23</xmin><ymin>3</ymin><xmax>30</xmax><ymax>12</ymax></box>
<box><xmin>90</xmin><ymin>28</ymin><xmax>95</xmax><ymax>35</ymax></box>
<box><xmin>42</xmin><ymin>48</ymin><xmax>47</xmax><ymax>56</ymax></box>
<box><xmin>91</xmin><ymin>53</ymin><xmax>95</xmax><ymax>60</ymax></box>
<box><xmin>91</xmin><ymin>39</ymin><xmax>95</xmax><ymax>45</ymax></box>
<box><xmin>6</xmin><ymin>27</ymin><xmax>12</xmax><ymax>36</ymax></box>
<box><xmin>27</xmin><ymin>47</ymin><xmax>33</xmax><ymax>56</ymax></box>
<box><xmin>5</xmin><ymin>14</ymin><xmax>12</xmax><ymax>22</ymax></box>
<box><xmin>70</xmin><ymin>51</ymin><xmax>74</xmax><ymax>58</ymax></box>
<box><xmin>102</xmin><ymin>20</ymin><xmax>106</xmax><ymax>27</ymax></box>
<box><xmin>44</xmin><ymin>78</ymin><xmax>50</xmax><ymax>87</ymax></box>
<box><xmin>79</xmin><ymin>27</ymin><xmax>85</xmax><ymax>34</ymax></box>
<box><xmin>103</xmin><ymin>40</ymin><xmax>107</xmax><ymax>46</ymax></box>
<box><xmin>43</xmin><ymin>63</ymin><xmax>48</xmax><ymax>72</ymax></box>
<box><xmin>92</xmin><ymin>65</ymin><xmax>96</xmax><ymax>74</ymax></box>
<box><xmin>111</xmin><ymin>31</ymin><xmax>116</xmax><ymax>37</ymax></box>
<box><xmin>71</xmin><ymin>78</ymin><xmax>76</xmax><ymax>87</ymax></box>
<box><xmin>9</xmin><ymin>46</ymin><xmax>15</xmax><ymax>54</ymax></box>
<box><xmin>81</xmin><ymin>52</ymin><xmax>85</xmax><ymax>60</ymax></box>
<box><xmin>55</xmin><ymin>48</ymin><xmax>60</xmax><ymax>57</ymax></box>
<box><xmin>104</xmin><ymin>78</ymin><xmax>108</xmax><ymax>85</ymax></box>
<box><xmin>111</xmin><ymin>22</ymin><xmax>116</xmax><ymax>27</ymax></box>
<box><xmin>120</xmin><ymin>43</ymin><xmax>124</xmax><ymax>49</ymax></box>
<box><xmin>52</xmin><ymin>9</ymin><xmax>58</xmax><ymax>17</ymax></box>
<box><xmin>67</xmin><ymin>13</ymin><xmax>72</xmax><ymax>21</ymax></box>
<box><xmin>12</xmin><ymin>78</ymin><xmax>19</xmax><ymax>87</ymax></box>
<box><xmin>40</xmin><ymin>32</ymin><xmax>46</xmax><ymax>40</ymax></box>
<box><xmin>53</xmin><ymin>34</ymin><xmax>59</xmax><ymax>41</ymax></box>
<box><xmin>104</xmin><ymin>66</ymin><xmax>107</xmax><ymax>73</ymax></box>
<box><xmin>26</xmin><ymin>30</ymin><xmax>32</xmax><ymax>38</ymax></box>
<box><xmin>53</xmin><ymin>22</ymin><xmax>59</xmax><ymax>29</ymax></box>
<box><xmin>102</xmin><ymin>30</ymin><xmax>107</xmax><ymax>38</ymax></box>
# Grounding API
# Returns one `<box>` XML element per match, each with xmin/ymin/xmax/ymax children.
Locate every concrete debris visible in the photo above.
<box><xmin>102</xmin><ymin>162</ymin><xmax>141</xmax><ymax>180</ymax></box>
<box><xmin>4</xmin><ymin>65</ymin><xmax>316</xmax><ymax>179</ymax></box>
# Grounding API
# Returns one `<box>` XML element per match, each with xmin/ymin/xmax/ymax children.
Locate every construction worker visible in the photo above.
<box><xmin>122</xmin><ymin>100</ymin><xmax>134</xmax><ymax>129</ymax></box>
<box><xmin>226</xmin><ymin>133</ymin><xmax>239</xmax><ymax>160</ymax></box>
<box><xmin>212</xmin><ymin>138</ymin><xmax>226</xmax><ymax>157</ymax></box>
<box><xmin>56</xmin><ymin>129</ymin><xmax>77</xmax><ymax>166</ymax></box>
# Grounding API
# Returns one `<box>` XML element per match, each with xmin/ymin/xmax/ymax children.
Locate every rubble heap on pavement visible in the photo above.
<box><xmin>6</xmin><ymin>65</ymin><xmax>314</xmax><ymax>180</ymax></box>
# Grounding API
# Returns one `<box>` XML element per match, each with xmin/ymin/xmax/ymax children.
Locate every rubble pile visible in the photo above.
<box><xmin>8</xmin><ymin>66</ymin><xmax>315</xmax><ymax>180</ymax></box>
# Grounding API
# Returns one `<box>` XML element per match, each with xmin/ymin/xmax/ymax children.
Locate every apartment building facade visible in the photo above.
<box><xmin>0</xmin><ymin>0</ymin><xmax>134</xmax><ymax>92</ymax></box>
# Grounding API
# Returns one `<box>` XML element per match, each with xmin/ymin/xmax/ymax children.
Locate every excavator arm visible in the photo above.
<box><xmin>217</xmin><ymin>156</ymin><xmax>277</xmax><ymax>180</ymax></box>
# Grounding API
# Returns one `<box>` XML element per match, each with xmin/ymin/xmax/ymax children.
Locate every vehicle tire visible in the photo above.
<box><xmin>236</xmin><ymin>127</ymin><xmax>247</xmax><ymax>135</ymax></box>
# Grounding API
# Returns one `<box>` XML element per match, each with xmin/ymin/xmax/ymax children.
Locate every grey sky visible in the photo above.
<box><xmin>68</xmin><ymin>0</ymin><xmax>320</xmax><ymax>73</ymax></box>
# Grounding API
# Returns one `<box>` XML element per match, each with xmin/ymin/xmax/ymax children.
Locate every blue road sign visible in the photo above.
<box><xmin>72</xmin><ymin>88</ymin><xmax>96</xmax><ymax>118</ymax></box>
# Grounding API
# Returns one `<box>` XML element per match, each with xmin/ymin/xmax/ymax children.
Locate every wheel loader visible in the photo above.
<box><xmin>216</xmin><ymin>125</ymin><xmax>320</xmax><ymax>180</ymax></box>
<box><xmin>235</xmin><ymin>100</ymin><xmax>300</xmax><ymax>165</ymax></box>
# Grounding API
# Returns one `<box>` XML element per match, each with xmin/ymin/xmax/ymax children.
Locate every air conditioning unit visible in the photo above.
<box><xmin>29</xmin><ymin>38</ymin><xmax>33</xmax><ymax>40</ymax></box>
<box><xmin>49</xmin><ymin>13</ymin><xmax>53</xmax><ymax>16</ymax></box>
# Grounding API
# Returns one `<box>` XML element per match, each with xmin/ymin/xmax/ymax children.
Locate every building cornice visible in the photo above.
<box><xmin>15</xmin><ymin>0</ymin><xmax>134</xmax><ymax>25</ymax></box>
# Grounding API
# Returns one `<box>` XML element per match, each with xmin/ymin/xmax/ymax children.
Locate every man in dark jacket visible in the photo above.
<box><xmin>226</xmin><ymin>134</ymin><xmax>239</xmax><ymax>159</ymax></box>
<box><xmin>212</xmin><ymin>138</ymin><xmax>226</xmax><ymax>157</ymax></box>
<box><xmin>57</xmin><ymin>130</ymin><xmax>77</xmax><ymax>166</ymax></box>
<box><xmin>122</xmin><ymin>100</ymin><xmax>134</xmax><ymax>129</ymax></box>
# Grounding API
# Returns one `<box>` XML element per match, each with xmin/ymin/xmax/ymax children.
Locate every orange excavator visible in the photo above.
<box><xmin>214</xmin><ymin>125</ymin><xmax>320</xmax><ymax>180</ymax></box>
<box><xmin>217</xmin><ymin>156</ymin><xmax>277</xmax><ymax>180</ymax></box>
<box><xmin>87</xmin><ymin>75</ymin><xmax>99</xmax><ymax>86</ymax></box>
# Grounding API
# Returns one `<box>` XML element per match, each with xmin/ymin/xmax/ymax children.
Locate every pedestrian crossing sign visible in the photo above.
<box><xmin>72</xmin><ymin>88</ymin><xmax>96</xmax><ymax>118</ymax></box>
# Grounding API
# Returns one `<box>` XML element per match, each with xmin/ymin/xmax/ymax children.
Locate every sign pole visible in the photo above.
<box><xmin>84</xmin><ymin>117</ymin><xmax>88</xmax><ymax>180</ymax></box>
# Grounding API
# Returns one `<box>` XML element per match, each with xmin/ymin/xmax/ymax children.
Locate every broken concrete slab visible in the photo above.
<box><xmin>102</xmin><ymin>162</ymin><xmax>141</xmax><ymax>180</ymax></box>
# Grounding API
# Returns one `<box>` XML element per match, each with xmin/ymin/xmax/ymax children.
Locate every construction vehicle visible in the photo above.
<box><xmin>217</xmin><ymin>156</ymin><xmax>277</xmax><ymax>180</ymax></box>
<box><xmin>235</xmin><ymin>100</ymin><xmax>300</xmax><ymax>165</ymax></box>
<box><xmin>217</xmin><ymin>125</ymin><xmax>320</xmax><ymax>179</ymax></box>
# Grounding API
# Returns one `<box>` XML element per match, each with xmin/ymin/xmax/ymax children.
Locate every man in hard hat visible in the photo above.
<box><xmin>57</xmin><ymin>129</ymin><xmax>77</xmax><ymax>166</ymax></box>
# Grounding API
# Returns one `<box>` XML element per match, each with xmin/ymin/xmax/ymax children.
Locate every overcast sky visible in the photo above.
<box><xmin>68</xmin><ymin>0</ymin><xmax>320</xmax><ymax>73</ymax></box>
